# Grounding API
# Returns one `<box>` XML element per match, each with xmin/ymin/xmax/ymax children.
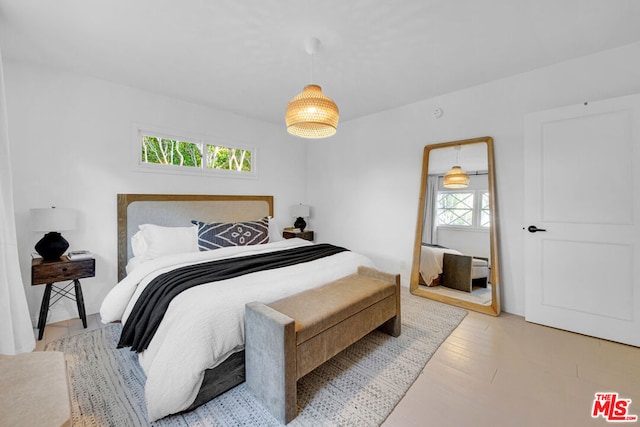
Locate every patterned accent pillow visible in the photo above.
<box><xmin>191</xmin><ymin>217</ymin><xmax>269</xmax><ymax>250</ymax></box>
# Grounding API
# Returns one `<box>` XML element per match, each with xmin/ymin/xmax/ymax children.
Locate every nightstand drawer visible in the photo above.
<box><xmin>32</xmin><ymin>258</ymin><xmax>95</xmax><ymax>285</ymax></box>
<box><xmin>283</xmin><ymin>230</ymin><xmax>314</xmax><ymax>241</ymax></box>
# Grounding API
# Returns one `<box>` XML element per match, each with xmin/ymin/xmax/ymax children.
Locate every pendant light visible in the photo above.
<box><xmin>443</xmin><ymin>146</ymin><xmax>470</xmax><ymax>188</ymax></box>
<box><xmin>286</xmin><ymin>38</ymin><xmax>339</xmax><ymax>139</ymax></box>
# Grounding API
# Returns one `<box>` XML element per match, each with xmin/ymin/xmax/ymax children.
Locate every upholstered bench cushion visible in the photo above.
<box><xmin>268</xmin><ymin>273</ymin><xmax>395</xmax><ymax>345</ymax></box>
<box><xmin>246</xmin><ymin>266</ymin><xmax>401</xmax><ymax>424</ymax></box>
<box><xmin>0</xmin><ymin>351</ymin><xmax>71</xmax><ymax>427</ymax></box>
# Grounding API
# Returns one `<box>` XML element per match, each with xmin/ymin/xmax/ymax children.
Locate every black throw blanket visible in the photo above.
<box><xmin>118</xmin><ymin>243</ymin><xmax>348</xmax><ymax>352</ymax></box>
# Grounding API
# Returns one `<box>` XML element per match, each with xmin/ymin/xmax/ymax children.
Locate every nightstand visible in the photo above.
<box><xmin>283</xmin><ymin>229</ymin><xmax>314</xmax><ymax>241</ymax></box>
<box><xmin>31</xmin><ymin>256</ymin><xmax>95</xmax><ymax>340</ymax></box>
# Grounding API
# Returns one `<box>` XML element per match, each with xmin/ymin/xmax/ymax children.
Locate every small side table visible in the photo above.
<box><xmin>31</xmin><ymin>256</ymin><xmax>95</xmax><ymax>340</ymax></box>
<box><xmin>283</xmin><ymin>229</ymin><xmax>314</xmax><ymax>242</ymax></box>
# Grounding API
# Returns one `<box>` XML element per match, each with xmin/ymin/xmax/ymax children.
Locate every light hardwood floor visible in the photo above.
<box><xmin>35</xmin><ymin>309</ymin><xmax>640</xmax><ymax>427</ymax></box>
<box><xmin>33</xmin><ymin>314</ymin><xmax>103</xmax><ymax>352</ymax></box>
<box><xmin>384</xmin><ymin>310</ymin><xmax>640</xmax><ymax>427</ymax></box>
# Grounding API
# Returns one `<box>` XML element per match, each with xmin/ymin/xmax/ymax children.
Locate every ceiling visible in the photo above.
<box><xmin>429</xmin><ymin>142</ymin><xmax>488</xmax><ymax>175</ymax></box>
<box><xmin>1</xmin><ymin>0</ymin><xmax>640</xmax><ymax>125</ymax></box>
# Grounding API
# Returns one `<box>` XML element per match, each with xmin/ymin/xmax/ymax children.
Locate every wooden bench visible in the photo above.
<box><xmin>245</xmin><ymin>266</ymin><xmax>401</xmax><ymax>424</ymax></box>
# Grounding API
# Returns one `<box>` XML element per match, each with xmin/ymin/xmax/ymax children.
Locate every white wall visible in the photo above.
<box><xmin>307</xmin><ymin>41</ymin><xmax>640</xmax><ymax>315</ymax></box>
<box><xmin>6</xmin><ymin>41</ymin><xmax>640</xmax><ymax>323</ymax></box>
<box><xmin>5</xmin><ymin>62</ymin><xmax>308</xmax><ymax>324</ymax></box>
<box><xmin>437</xmin><ymin>228</ymin><xmax>490</xmax><ymax>261</ymax></box>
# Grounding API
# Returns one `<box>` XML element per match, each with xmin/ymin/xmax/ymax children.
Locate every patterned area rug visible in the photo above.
<box><xmin>45</xmin><ymin>288</ymin><xmax>466</xmax><ymax>426</ymax></box>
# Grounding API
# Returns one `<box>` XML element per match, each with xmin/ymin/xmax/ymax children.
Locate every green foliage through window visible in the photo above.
<box><xmin>142</xmin><ymin>136</ymin><xmax>202</xmax><ymax>167</ymax></box>
<box><xmin>140</xmin><ymin>134</ymin><xmax>252</xmax><ymax>173</ymax></box>
<box><xmin>206</xmin><ymin>146</ymin><xmax>252</xmax><ymax>171</ymax></box>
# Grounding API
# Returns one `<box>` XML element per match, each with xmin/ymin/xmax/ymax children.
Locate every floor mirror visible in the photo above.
<box><xmin>410</xmin><ymin>136</ymin><xmax>500</xmax><ymax>316</ymax></box>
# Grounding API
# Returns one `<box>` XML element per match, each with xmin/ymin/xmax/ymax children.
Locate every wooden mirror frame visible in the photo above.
<box><xmin>410</xmin><ymin>136</ymin><xmax>501</xmax><ymax>316</ymax></box>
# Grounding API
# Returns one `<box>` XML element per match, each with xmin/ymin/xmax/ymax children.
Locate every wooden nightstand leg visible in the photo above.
<box><xmin>37</xmin><ymin>284</ymin><xmax>53</xmax><ymax>340</ymax></box>
<box><xmin>73</xmin><ymin>279</ymin><xmax>87</xmax><ymax>328</ymax></box>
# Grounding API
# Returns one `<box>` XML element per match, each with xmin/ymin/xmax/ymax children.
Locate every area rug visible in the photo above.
<box><xmin>45</xmin><ymin>288</ymin><xmax>466</xmax><ymax>426</ymax></box>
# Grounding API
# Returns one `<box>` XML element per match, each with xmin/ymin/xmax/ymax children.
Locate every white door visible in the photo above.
<box><xmin>524</xmin><ymin>93</ymin><xmax>640</xmax><ymax>347</ymax></box>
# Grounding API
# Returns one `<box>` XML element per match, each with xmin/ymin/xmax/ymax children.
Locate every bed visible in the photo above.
<box><xmin>419</xmin><ymin>244</ymin><xmax>489</xmax><ymax>292</ymax></box>
<box><xmin>100</xmin><ymin>194</ymin><xmax>376</xmax><ymax>421</ymax></box>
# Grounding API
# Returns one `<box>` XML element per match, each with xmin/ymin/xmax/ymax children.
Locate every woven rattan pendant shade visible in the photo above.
<box><xmin>443</xmin><ymin>166</ymin><xmax>470</xmax><ymax>188</ymax></box>
<box><xmin>286</xmin><ymin>84</ymin><xmax>339</xmax><ymax>139</ymax></box>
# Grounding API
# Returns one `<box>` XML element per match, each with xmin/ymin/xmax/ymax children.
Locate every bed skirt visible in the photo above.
<box><xmin>183</xmin><ymin>350</ymin><xmax>246</xmax><ymax>413</ymax></box>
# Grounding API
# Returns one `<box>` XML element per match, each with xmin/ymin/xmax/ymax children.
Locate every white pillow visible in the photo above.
<box><xmin>268</xmin><ymin>217</ymin><xmax>284</xmax><ymax>242</ymax></box>
<box><xmin>131</xmin><ymin>230</ymin><xmax>148</xmax><ymax>257</ymax></box>
<box><xmin>137</xmin><ymin>224</ymin><xmax>199</xmax><ymax>259</ymax></box>
<box><xmin>125</xmin><ymin>256</ymin><xmax>147</xmax><ymax>274</ymax></box>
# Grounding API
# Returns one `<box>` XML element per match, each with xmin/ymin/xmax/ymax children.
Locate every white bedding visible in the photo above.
<box><xmin>419</xmin><ymin>245</ymin><xmax>462</xmax><ymax>285</ymax></box>
<box><xmin>420</xmin><ymin>245</ymin><xmax>489</xmax><ymax>286</ymax></box>
<box><xmin>100</xmin><ymin>239</ymin><xmax>374</xmax><ymax>421</ymax></box>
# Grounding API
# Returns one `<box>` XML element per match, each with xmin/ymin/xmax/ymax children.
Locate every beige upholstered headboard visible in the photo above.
<box><xmin>117</xmin><ymin>194</ymin><xmax>274</xmax><ymax>281</ymax></box>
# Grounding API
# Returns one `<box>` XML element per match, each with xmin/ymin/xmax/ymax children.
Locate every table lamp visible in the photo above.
<box><xmin>30</xmin><ymin>207</ymin><xmax>77</xmax><ymax>260</ymax></box>
<box><xmin>291</xmin><ymin>204</ymin><xmax>310</xmax><ymax>231</ymax></box>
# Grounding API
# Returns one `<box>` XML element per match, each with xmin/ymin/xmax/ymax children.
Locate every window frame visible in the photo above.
<box><xmin>436</xmin><ymin>191</ymin><xmax>475</xmax><ymax>228</ymax></box>
<box><xmin>132</xmin><ymin>124</ymin><xmax>258</xmax><ymax>179</ymax></box>
<box><xmin>479</xmin><ymin>191</ymin><xmax>491</xmax><ymax>228</ymax></box>
<box><xmin>436</xmin><ymin>189</ymin><xmax>490</xmax><ymax>231</ymax></box>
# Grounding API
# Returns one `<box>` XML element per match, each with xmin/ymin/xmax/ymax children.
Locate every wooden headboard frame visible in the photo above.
<box><xmin>117</xmin><ymin>194</ymin><xmax>274</xmax><ymax>281</ymax></box>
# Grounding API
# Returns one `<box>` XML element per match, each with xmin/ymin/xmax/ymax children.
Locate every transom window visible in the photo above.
<box><xmin>137</xmin><ymin>127</ymin><xmax>255</xmax><ymax>177</ymax></box>
<box><xmin>437</xmin><ymin>191</ymin><xmax>490</xmax><ymax>228</ymax></box>
<box><xmin>142</xmin><ymin>136</ymin><xmax>203</xmax><ymax>168</ymax></box>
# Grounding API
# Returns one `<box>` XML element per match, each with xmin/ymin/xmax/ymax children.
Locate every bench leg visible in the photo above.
<box><xmin>245</xmin><ymin>302</ymin><xmax>297</xmax><ymax>424</ymax></box>
<box><xmin>378</xmin><ymin>315</ymin><xmax>401</xmax><ymax>337</ymax></box>
<box><xmin>358</xmin><ymin>265</ymin><xmax>402</xmax><ymax>337</ymax></box>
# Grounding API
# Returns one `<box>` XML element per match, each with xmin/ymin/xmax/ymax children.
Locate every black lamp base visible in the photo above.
<box><xmin>293</xmin><ymin>217</ymin><xmax>307</xmax><ymax>232</ymax></box>
<box><xmin>35</xmin><ymin>232</ymin><xmax>69</xmax><ymax>260</ymax></box>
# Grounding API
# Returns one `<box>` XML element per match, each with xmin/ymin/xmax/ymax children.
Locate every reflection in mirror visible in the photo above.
<box><xmin>410</xmin><ymin>137</ymin><xmax>500</xmax><ymax>316</ymax></box>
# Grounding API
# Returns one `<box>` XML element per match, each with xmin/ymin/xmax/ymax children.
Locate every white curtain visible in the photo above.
<box><xmin>0</xmin><ymin>48</ymin><xmax>35</xmax><ymax>354</ymax></box>
<box><xmin>421</xmin><ymin>175</ymin><xmax>439</xmax><ymax>245</ymax></box>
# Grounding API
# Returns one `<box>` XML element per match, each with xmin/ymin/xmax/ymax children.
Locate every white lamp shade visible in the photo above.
<box><xmin>30</xmin><ymin>208</ymin><xmax>77</xmax><ymax>232</ymax></box>
<box><xmin>291</xmin><ymin>204</ymin><xmax>310</xmax><ymax>218</ymax></box>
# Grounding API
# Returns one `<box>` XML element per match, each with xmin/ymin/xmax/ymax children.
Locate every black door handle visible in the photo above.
<box><xmin>527</xmin><ymin>225</ymin><xmax>547</xmax><ymax>233</ymax></box>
